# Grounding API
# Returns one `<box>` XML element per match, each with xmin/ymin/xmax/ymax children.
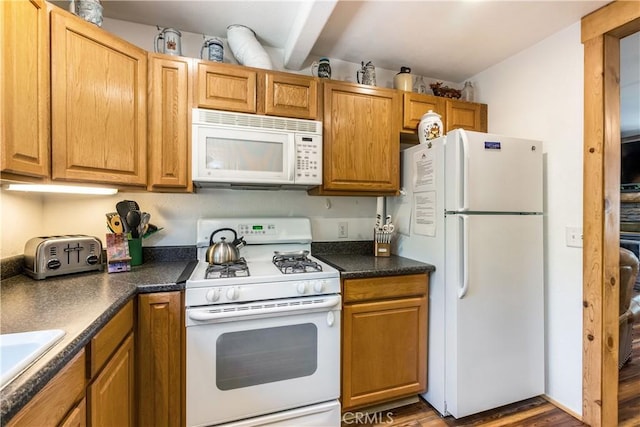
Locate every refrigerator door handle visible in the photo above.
<box><xmin>457</xmin><ymin>131</ymin><xmax>470</xmax><ymax>211</ymax></box>
<box><xmin>458</xmin><ymin>214</ymin><xmax>470</xmax><ymax>299</ymax></box>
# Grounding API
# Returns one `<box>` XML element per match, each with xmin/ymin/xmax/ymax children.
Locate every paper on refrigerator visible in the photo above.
<box><xmin>408</xmin><ymin>147</ymin><xmax>437</xmax><ymax>236</ymax></box>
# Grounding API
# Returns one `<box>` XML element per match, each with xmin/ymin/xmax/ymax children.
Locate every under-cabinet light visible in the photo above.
<box><xmin>4</xmin><ymin>184</ymin><xmax>118</xmax><ymax>195</ymax></box>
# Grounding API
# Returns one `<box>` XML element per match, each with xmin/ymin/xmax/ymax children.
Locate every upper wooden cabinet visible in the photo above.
<box><xmin>50</xmin><ymin>7</ymin><xmax>147</xmax><ymax>186</ymax></box>
<box><xmin>148</xmin><ymin>53</ymin><xmax>193</xmax><ymax>192</ymax></box>
<box><xmin>195</xmin><ymin>61</ymin><xmax>257</xmax><ymax>113</ymax></box>
<box><xmin>401</xmin><ymin>92</ymin><xmax>487</xmax><ymax>139</ymax></box>
<box><xmin>1</xmin><ymin>0</ymin><xmax>50</xmax><ymax>180</ymax></box>
<box><xmin>310</xmin><ymin>81</ymin><xmax>400</xmax><ymax>195</ymax></box>
<box><xmin>261</xmin><ymin>71</ymin><xmax>319</xmax><ymax>120</ymax></box>
<box><xmin>445</xmin><ymin>99</ymin><xmax>487</xmax><ymax>132</ymax></box>
<box><xmin>195</xmin><ymin>61</ymin><xmax>320</xmax><ymax>120</ymax></box>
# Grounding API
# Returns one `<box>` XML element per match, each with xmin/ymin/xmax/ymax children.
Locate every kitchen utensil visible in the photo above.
<box><xmin>106</xmin><ymin>212</ymin><xmax>123</xmax><ymax>233</ymax></box>
<box><xmin>357</xmin><ymin>61</ymin><xmax>376</xmax><ymax>86</ymax></box>
<box><xmin>115</xmin><ymin>200</ymin><xmax>140</xmax><ymax>235</ymax></box>
<box><xmin>140</xmin><ymin>212</ymin><xmax>151</xmax><ymax>235</ymax></box>
<box><xmin>115</xmin><ymin>201</ymin><xmax>131</xmax><ymax>233</ymax></box>
<box><xmin>206</xmin><ymin>228</ymin><xmax>246</xmax><ymax>265</ymax></box>
<box><xmin>126</xmin><ymin>210</ymin><xmax>142</xmax><ymax>238</ymax></box>
<box><xmin>201</xmin><ymin>36</ymin><xmax>224</xmax><ymax>62</ymax></box>
<box><xmin>154</xmin><ymin>26</ymin><xmax>182</xmax><ymax>56</ymax></box>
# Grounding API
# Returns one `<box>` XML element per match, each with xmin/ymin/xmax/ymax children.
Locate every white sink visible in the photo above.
<box><xmin>0</xmin><ymin>329</ymin><xmax>65</xmax><ymax>389</ymax></box>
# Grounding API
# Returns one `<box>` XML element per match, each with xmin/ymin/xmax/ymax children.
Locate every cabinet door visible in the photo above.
<box><xmin>1</xmin><ymin>0</ymin><xmax>49</xmax><ymax>179</ymax></box>
<box><xmin>342</xmin><ymin>296</ymin><xmax>427</xmax><ymax>410</ymax></box>
<box><xmin>148</xmin><ymin>54</ymin><xmax>192</xmax><ymax>192</ymax></box>
<box><xmin>401</xmin><ymin>92</ymin><xmax>446</xmax><ymax>133</ymax></box>
<box><xmin>321</xmin><ymin>82</ymin><xmax>400</xmax><ymax>194</ymax></box>
<box><xmin>263</xmin><ymin>72</ymin><xmax>318</xmax><ymax>119</ymax></box>
<box><xmin>89</xmin><ymin>334</ymin><xmax>135</xmax><ymax>427</ymax></box>
<box><xmin>195</xmin><ymin>61</ymin><xmax>257</xmax><ymax>113</ymax></box>
<box><xmin>6</xmin><ymin>351</ymin><xmax>86</xmax><ymax>427</ymax></box>
<box><xmin>50</xmin><ymin>8</ymin><xmax>147</xmax><ymax>186</ymax></box>
<box><xmin>445</xmin><ymin>99</ymin><xmax>488</xmax><ymax>132</ymax></box>
<box><xmin>138</xmin><ymin>292</ymin><xmax>183</xmax><ymax>427</ymax></box>
<box><xmin>59</xmin><ymin>398</ymin><xmax>86</xmax><ymax>427</ymax></box>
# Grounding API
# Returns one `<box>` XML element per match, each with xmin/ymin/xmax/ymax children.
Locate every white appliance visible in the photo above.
<box><xmin>186</xmin><ymin>217</ymin><xmax>341</xmax><ymax>427</ymax></box>
<box><xmin>192</xmin><ymin>109</ymin><xmax>323</xmax><ymax>189</ymax></box>
<box><xmin>388</xmin><ymin>129</ymin><xmax>544</xmax><ymax>418</ymax></box>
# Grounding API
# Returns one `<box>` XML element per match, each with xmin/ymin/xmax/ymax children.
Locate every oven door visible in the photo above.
<box><xmin>193</xmin><ymin>125</ymin><xmax>295</xmax><ymax>185</ymax></box>
<box><xmin>185</xmin><ymin>295</ymin><xmax>341</xmax><ymax>427</ymax></box>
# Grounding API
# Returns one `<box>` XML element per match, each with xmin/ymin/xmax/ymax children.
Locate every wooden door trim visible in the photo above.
<box><xmin>581</xmin><ymin>2</ymin><xmax>640</xmax><ymax>426</ymax></box>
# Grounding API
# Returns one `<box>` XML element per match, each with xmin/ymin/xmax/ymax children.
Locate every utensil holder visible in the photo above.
<box><xmin>375</xmin><ymin>242</ymin><xmax>391</xmax><ymax>257</ymax></box>
<box><xmin>128</xmin><ymin>238</ymin><xmax>143</xmax><ymax>266</ymax></box>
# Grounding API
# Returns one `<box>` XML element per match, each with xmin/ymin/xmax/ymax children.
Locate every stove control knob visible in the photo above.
<box><xmin>206</xmin><ymin>289</ymin><xmax>221</xmax><ymax>302</ymax></box>
<box><xmin>227</xmin><ymin>287</ymin><xmax>239</xmax><ymax>300</ymax></box>
<box><xmin>313</xmin><ymin>281</ymin><xmax>325</xmax><ymax>293</ymax></box>
<box><xmin>297</xmin><ymin>282</ymin><xmax>308</xmax><ymax>294</ymax></box>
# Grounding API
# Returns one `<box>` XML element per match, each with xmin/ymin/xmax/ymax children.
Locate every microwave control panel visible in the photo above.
<box><xmin>294</xmin><ymin>134</ymin><xmax>322</xmax><ymax>185</ymax></box>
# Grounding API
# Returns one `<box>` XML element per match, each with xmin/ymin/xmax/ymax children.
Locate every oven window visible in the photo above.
<box><xmin>216</xmin><ymin>323</ymin><xmax>317</xmax><ymax>390</ymax></box>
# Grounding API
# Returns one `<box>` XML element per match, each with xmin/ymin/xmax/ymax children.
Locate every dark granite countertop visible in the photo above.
<box><xmin>315</xmin><ymin>253</ymin><xmax>434</xmax><ymax>279</ymax></box>
<box><xmin>312</xmin><ymin>241</ymin><xmax>435</xmax><ymax>279</ymax></box>
<box><xmin>0</xmin><ymin>259</ymin><xmax>193</xmax><ymax>423</ymax></box>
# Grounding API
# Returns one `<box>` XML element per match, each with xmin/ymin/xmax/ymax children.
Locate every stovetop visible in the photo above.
<box><xmin>185</xmin><ymin>217</ymin><xmax>341</xmax><ymax>307</ymax></box>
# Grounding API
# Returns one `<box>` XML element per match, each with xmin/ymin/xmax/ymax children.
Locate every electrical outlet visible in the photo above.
<box><xmin>566</xmin><ymin>226</ymin><xmax>583</xmax><ymax>248</ymax></box>
<box><xmin>338</xmin><ymin>222</ymin><xmax>348</xmax><ymax>238</ymax></box>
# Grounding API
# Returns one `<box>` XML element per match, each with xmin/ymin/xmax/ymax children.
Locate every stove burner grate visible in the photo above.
<box><xmin>272</xmin><ymin>252</ymin><xmax>323</xmax><ymax>274</ymax></box>
<box><xmin>205</xmin><ymin>258</ymin><xmax>249</xmax><ymax>279</ymax></box>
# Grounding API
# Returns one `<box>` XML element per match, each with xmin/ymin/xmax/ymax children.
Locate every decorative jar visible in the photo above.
<box><xmin>418</xmin><ymin>110</ymin><xmax>443</xmax><ymax>144</ymax></box>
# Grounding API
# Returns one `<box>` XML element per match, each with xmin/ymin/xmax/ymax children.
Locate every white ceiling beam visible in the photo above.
<box><xmin>283</xmin><ymin>0</ymin><xmax>338</xmax><ymax>70</ymax></box>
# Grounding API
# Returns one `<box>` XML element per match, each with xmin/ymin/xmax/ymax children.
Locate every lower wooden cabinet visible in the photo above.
<box><xmin>341</xmin><ymin>274</ymin><xmax>428</xmax><ymax>410</ymax></box>
<box><xmin>137</xmin><ymin>291</ymin><xmax>184</xmax><ymax>427</ymax></box>
<box><xmin>59</xmin><ymin>398</ymin><xmax>86</xmax><ymax>427</ymax></box>
<box><xmin>6</xmin><ymin>350</ymin><xmax>86</xmax><ymax>427</ymax></box>
<box><xmin>88</xmin><ymin>333</ymin><xmax>135</xmax><ymax>426</ymax></box>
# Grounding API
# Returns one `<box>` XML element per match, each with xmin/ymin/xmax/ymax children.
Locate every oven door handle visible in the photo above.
<box><xmin>187</xmin><ymin>295</ymin><xmax>342</xmax><ymax>322</ymax></box>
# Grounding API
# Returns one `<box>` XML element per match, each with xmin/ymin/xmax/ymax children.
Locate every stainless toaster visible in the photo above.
<box><xmin>24</xmin><ymin>235</ymin><xmax>103</xmax><ymax>280</ymax></box>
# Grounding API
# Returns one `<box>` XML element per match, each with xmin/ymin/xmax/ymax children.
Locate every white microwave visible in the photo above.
<box><xmin>192</xmin><ymin>109</ymin><xmax>323</xmax><ymax>189</ymax></box>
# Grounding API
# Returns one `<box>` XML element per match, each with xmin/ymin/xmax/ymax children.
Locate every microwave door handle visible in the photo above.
<box><xmin>288</xmin><ymin>137</ymin><xmax>296</xmax><ymax>182</ymax></box>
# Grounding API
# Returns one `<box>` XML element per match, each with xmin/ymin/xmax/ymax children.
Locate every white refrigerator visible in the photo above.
<box><xmin>388</xmin><ymin>129</ymin><xmax>544</xmax><ymax>419</ymax></box>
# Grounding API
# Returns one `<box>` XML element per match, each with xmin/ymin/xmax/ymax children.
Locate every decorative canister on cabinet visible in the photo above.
<box><xmin>201</xmin><ymin>37</ymin><xmax>224</xmax><ymax>62</ymax></box>
<box><xmin>311</xmin><ymin>57</ymin><xmax>331</xmax><ymax>79</ymax></box>
<box><xmin>69</xmin><ymin>0</ymin><xmax>103</xmax><ymax>27</ymax></box>
<box><xmin>418</xmin><ymin>110</ymin><xmax>443</xmax><ymax>144</ymax></box>
<box><xmin>394</xmin><ymin>66</ymin><xmax>412</xmax><ymax>91</ymax></box>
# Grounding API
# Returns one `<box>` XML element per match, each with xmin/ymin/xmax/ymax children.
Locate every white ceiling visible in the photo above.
<box><xmin>82</xmin><ymin>0</ymin><xmax>639</xmax><ymax>136</ymax></box>
<box><xmin>100</xmin><ymin>0</ymin><xmax>612</xmax><ymax>81</ymax></box>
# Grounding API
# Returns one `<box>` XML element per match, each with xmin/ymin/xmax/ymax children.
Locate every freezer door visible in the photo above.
<box><xmin>444</xmin><ymin>213</ymin><xmax>544</xmax><ymax>418</ymax></box>
<box><xmin>445</xmin><ymin>129</ymin><xmax>542</xmax><ymax>213</ymax></box>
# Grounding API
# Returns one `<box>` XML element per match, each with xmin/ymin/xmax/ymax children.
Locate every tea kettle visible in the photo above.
<box><xmin>206</xmin><ymin>228</ymin><xmax>246</xmax><ymax>264</ymax></box>
<box><xmin>154</xmin><ymin>26</ymin><xmax>182</xmax><ymax>56</ymax></box>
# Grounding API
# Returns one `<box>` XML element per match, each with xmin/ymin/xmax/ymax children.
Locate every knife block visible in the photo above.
<box><xmin>374</xmin><ymin>242</ymin><xmax>390</xmax><ymax>257</ymax></box>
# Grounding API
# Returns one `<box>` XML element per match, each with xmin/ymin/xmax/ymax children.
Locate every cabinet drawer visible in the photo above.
<box><xmin>89</xmin><ymin>300</ymin><xmax>134</xmax><ymax>376</ymax></box>
<box><xmin>343</xmin><ymin>274</ymin><xmax>428</xmax><ymax>303</ymax></box>
<box><xmin>7</xmin><ymin>350</ymin><xmax>86</xmax><ymax>427</ymax></box>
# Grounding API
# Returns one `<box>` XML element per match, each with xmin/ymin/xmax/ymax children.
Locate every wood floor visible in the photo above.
<box><xmin>343</xmin><ymin>321</ymin><xmax>640</xmax><ymax>426</ymax></box>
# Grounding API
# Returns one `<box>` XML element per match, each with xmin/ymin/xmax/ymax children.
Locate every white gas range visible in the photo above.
<box><xmin>185</xmin><ymin>217</ymin><xmax>342</xmax><ymax>427</ymax></box>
